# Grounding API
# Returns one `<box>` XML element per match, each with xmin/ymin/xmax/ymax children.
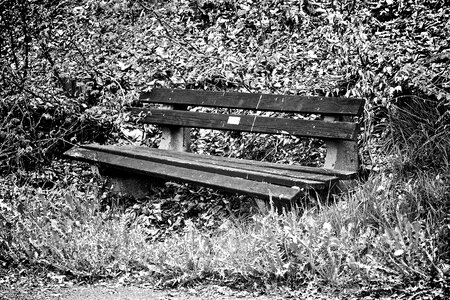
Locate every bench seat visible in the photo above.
<box><xmin>65</xmin><ymin>144</ymin><xmax>355</xmax><ymax>201</ymax></box>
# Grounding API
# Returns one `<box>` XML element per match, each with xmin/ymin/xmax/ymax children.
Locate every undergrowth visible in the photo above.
<box><xmin>1</xmin><ymin>1</ymin><xmax>449</xmax><ymax>298</ymax></box>
<box><xmin>0</xmin><ymin>171</ymin><xmax>152</xmax><ymax>277</ymax></box>
<box><xmin>1</xmin><ymin>167</ymin><xmax>449</xmax><ymax>291</ymax></box>
<box><xmin>143</xmin><ymin>169</ymin><xmax>449</xmax><ymax>288</ymax></box>
<box><xmin>1</xmin><ymin>94</ymin><xmax>449</xmax><ymax>293</ymax></box>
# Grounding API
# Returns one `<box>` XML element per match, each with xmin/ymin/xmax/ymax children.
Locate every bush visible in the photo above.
<box><xmin>0</xmin><ymin>96</ymin><xmax>115</xmax><ymax>174</ymax></box>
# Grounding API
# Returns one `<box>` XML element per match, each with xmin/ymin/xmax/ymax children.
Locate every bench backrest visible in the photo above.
<box><xmin>133</xmin><ymin>88</ymin><xmax>364</xmax><ymax>173</ymax></box>
<box><xmin>134</xmin><ymin>88</ymin><xmax>364</xmax><ymax>141</ymax></box>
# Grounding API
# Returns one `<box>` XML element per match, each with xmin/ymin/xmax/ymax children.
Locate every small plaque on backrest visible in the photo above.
<box><xmin>227</xmin><ymin>116</ymin><xmax>241</xmax><ymax>125</ymax></box>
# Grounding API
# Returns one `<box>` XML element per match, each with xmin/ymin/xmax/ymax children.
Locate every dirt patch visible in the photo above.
<box><xmin>0</xmin><ymin>282</ymin><xmax>328</xmax><ymax>300</ymax></box>
<box><xmin>46</xmin><ymin>285</ymin><xmax>290</xmax><ymax>300</ymax></box>
<box><xmin>0</xmin><ymin>267</ymin><xmax>447</xmax><ymax>300</ymax></box>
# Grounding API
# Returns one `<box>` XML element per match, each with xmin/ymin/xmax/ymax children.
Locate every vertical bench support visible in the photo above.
<box><xmin>159</xmin><ymin>104</ymin><xmax>191</xmax><ymax>151</ymax></box>
<box><xmin>324</xmin><ymin>140</ymin><xmax>358</xmax><ymax>172</ymax></box>
<box><xmin>323</xmin><ymin>116</ymin><xmax>358</xmax><ymax>172</ymax></box>
<box><xmin>322</xmin><ymin>116</ymin><xmax>359</xmax><ymax>198</ymax></box>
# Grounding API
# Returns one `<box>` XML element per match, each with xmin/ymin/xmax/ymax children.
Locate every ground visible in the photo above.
<box><xmin>0</xmin><ymin>273</ymin><xmax>332</xmax><ymax>300</ymax></box>
<box><xmin>0</xmin><ymin>267</ymin><xmax>447</xmax><ymax>300</ymax></box>
<box><xmin>1</xmin><ymin>284</ymin><xmax>287</xmax><ymax>300</ymax></box>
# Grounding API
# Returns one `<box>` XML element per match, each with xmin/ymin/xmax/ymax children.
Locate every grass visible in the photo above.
<box><xmin>0</xmin><ymin>172</ymin><xmax>153</xmax><ymax>277</ymax></box>
<box><xmin>146</xmin><ymin>172</ymin><xmax>448</xmax><ymax>288</ymax></box>
<box><xmin>1</xmin><ymin>165</ymin><xmax>448</xmax><ymax>292</ymax></box>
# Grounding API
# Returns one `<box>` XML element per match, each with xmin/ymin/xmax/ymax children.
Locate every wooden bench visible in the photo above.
<box><xmin>64</xmin><ymin>88</ymin><xmax>364</xmax><ymax>203</ymax></box>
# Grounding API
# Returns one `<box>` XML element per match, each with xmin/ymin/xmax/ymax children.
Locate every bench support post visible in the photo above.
<box><xmin>324</xmin><ymin>140</ymin><xmax>358</xmax><ymax>172</ymax></box>
<box><xmin>322</xmin><ymin>116</ymin><xmax>359</xmax><ymax>198</ymax></box>
<box><xmin>159</xmin><ymin>104</ymin><xmax>191</xmax><ymax>151</ymax></box>
<box><xmin>323</xmin><ymin>116</ymin><xmax>358</xmax><ymax>172</ymax></box>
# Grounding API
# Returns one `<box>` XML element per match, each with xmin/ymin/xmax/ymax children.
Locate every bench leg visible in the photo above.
<box><xmin>94</xmin><ymin>166</ymin><xmax>164</xmax><ymax>199</ymax></box>
<box><xmin>253</xmin><ymin>194</ymin><xmax>309</xmax><ymax>214</ymax></box>
<box><xmin>324</xmin><ymin>140</ymin><xmax>358</xmax><ymax>172</ymax></box>
<box><xmin>254</xmin><ymin>198</ymin><xmax>270</xmax><ymax>214</ymax></box>
<box><xmin>159</xmin><ymin>104</ymin><xmax>191</xmax><ymax>152</ymax></box>
<box><xmin>309</xmin><ymin>179</ymin><xmax>359</xmax><ymax>208</ymax></box>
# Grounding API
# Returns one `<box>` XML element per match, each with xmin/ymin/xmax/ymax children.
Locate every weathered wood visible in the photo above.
<box><xmin>158</xmin><ymin>104</ymin><xmax>191</xmax><ymax>151</ymax></box>
<box><xmin>64</xmin><ymin>88</ymin><xmax>364</xmax><ymax>203</ymax></box>
<box><xmin>160</xmin><ymin>126</ymin><xmax>190</xmax><ymax>151</ymax></box>
<box><xmin>323</xmin><ymin>116</ymin><xmax>359</xmax><ymax>172</ymax></box>
<box><xmin>132</xmin><ymin>109</ymin><xmax>358</xmax><ymax>140</ymax></box>
<box><xmin>81</xmin><ymin>144</ymin><xmax>356</xmax><ymax>179</ymax></box>
<box><xmin>77</xmin><ymin>144</ymin><xmax>338</xmax><ymax>187</ymax></box>
<box><xmin>324</xmin><ymin>140</ymin><xmax>359</xmax><ymax>172</ymax></box>
<box><xmin>99</xmin><ymin>168</ymin><xmax>163</xmax><ymax>198</ymax></box>
<box><xmin>64</xmin><ymin>147</ymin><xmax>302</xmax><ymax>201</ymax></box>
<box><xmin>140</xmin><ymin>88</ymin><xmax>364</xmax><ymax>116</ymax></box>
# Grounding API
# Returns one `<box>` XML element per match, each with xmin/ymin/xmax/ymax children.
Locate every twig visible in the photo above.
<box><xmin>407</xmin><ymin>289</ymin><xmax>429</xmax><ymax>300</ymax></box>
<box><xmin>40</xmin><ymin>42</ymin><xmax>66</xmax><ymax>89</ymax></box>
<box><xmin>73</xmin><ymin>41</ymin><xmax>99</xmax><ymax>76</ymax></box>
<box><xmin>136</xmin><ymin>1</ymin><xmax>201</xmax><ymax>54</ymax></box>
<box><xmin>19</xmin><ymin>1</ymin><xmax>29</xmax><ymax>86</ymax></box>
<box><xmin>6</xmin><ymin>76</ymin><xmax>46</xmax><ymax>101</ymax></box>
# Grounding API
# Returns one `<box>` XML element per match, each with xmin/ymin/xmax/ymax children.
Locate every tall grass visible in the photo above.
<box><xmin>1</xmin><ymin>168</ymin><xmax>448</xmax><ymax>288</ymax></box>
<box><xmin>384</xmin><ymin>96</ymin><xmax>449</xmax><ymax>173</ymax></box>
<box><xmin>0</xmin><ymin>174</ymin><xmax>152</xmax><ymax>277</ymax></box>
<box><xmin>142</xmin><ymin>171</ymin><xmax>448</xmax><ymax>287</ymax></box>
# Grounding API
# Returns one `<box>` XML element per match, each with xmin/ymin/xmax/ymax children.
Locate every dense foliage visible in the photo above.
<box><xmin>1</xmin><ymin>0</ymin><xmax>449</xmax><ymax>172</ymax></box>
<box><xmin>0</xmin><ymin>0</ymin><xmax>449</xmax><ymax>295</ymax></box>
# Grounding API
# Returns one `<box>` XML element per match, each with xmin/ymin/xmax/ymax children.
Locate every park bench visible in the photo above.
<box><xmin>64</xmin><ymin>88</ymin><xmax>364</xmax><ymax>203</ymax></box>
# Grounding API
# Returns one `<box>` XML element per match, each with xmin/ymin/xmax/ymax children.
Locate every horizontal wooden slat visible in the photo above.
<box><xmin>139</xmin><ymin>88</ymin><xmax>364</xmax><ymax>116</ymax></box>
<box><xmin>220</xmin><ymin>155</ymin><xmax>356</xmax><ymax>179</ymax></box>
<box><xmin>79</xmin><ymin>144</ymin><xmax>355</xmax><ymax>179</ymax></box>
<box><xmin>64</xmin><ymin>147</ymin><xmax>302</xmax><ymax>201</ymax></box>
<box><xmin>79</xmin><ymin>144</ymin><xmax>338</xmax><ymax>187</ymax></box>
<box><xmin>132</xmin><ymin>109</ymin><xmax>358</xmax><ymax>140</ymax></box>
<box><xmin>80</xmin><ymin>144</ymin><xmax>356</xmax><ymax>179</ymax></box>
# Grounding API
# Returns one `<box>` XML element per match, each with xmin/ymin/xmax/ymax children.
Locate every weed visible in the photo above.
<box><xmin>0</xmin><ymin>173</ymin><xmax>151</xmax><ymax>277</ymax></box>
<box><xmin>2</xmin><ymin>166</ymin><xmax>449</xmax><ymax>287</ymax></box>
